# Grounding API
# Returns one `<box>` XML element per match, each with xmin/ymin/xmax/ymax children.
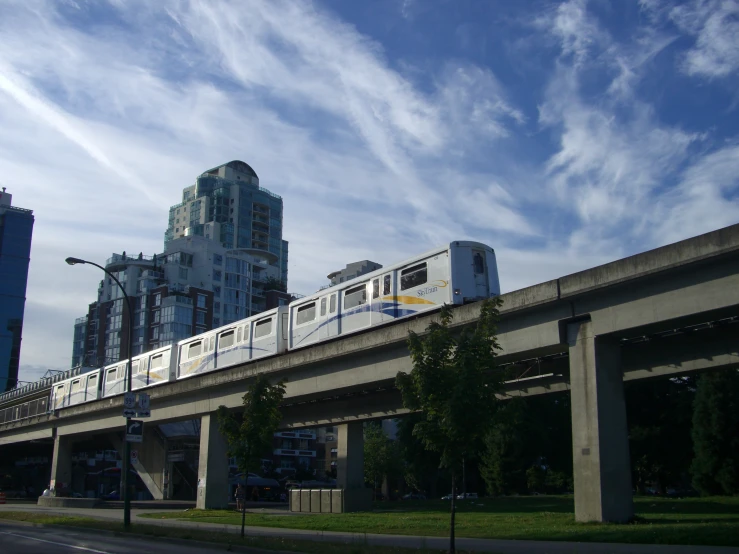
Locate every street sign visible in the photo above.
<box><xmin>131</xmin><ymin>450</ymin><xmax>139</xmax><ymax>464</ymax></box>
<box><xmin>137</xmin><ymin>393</ymin><xmax>150</xmax><ymax>410</ymax></box>
<box><xmin>123</xmin><ymin>392</ymin><xmax>136</xmax><ymax>409</ymax></box>
<box><xmin>122</xmin><ymin>408</ymin><xmax>137</xmax><ymax>418</ymax></box>
<box><xmin>126</xmin><ymin>419</ymin><xmax>144</xmax><ymax>443</ymax></box>
<box><xmin>136</xmin><ymin>409</ymin><xmax>151</xmax><ymax>418</ymax></box>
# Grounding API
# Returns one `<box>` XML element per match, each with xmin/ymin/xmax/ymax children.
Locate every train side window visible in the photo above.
<box><xmin>237</xmin><ymin>327</ymin><xmax>243</xmax><ymax>343</ymax></box>
<box><xmin>400</xmin><ymin>263</ymin><xmax>427</xmax><ymax>290</ymax></box>
<box><xmin>320</xmin><ymin>297</ymin><xmax>327</xmax><ymax>316</ymax></box>
<box><xmin>296</xmin><ymin>302</ymin><xmax>316</xmax><ymax>325</ymax></box>
<box><xmin>117</xmin><ymin>366</ymin><xmax>125</xmax><ymax>380</ymax></box>
<box><xmin>243</xmin><ymin>325</ymin><xmax>249</xmax><ymax>340</ymax></box>
<box><xmin>383</xmin><ymin>275</ymin><xmax>391</xmax><ymax>295</ymax></box>
<box><xmin>55</xmin><ymin>384</ymin><xmax>65</xmax><ymax>398</ymax></box>
<box><xmin>372</xmin><ymin>279</ymin><xmax>379</xmax><ymax>299</ymax></box>
<box><xmin>106</xmin><ymin>369</ymin><xmax>116</xmax><ymax>382</ymax></box>
<box><xmin>255</xmin><ymin>318</ymin><xmax>272</xmax><ymax>338</ymax></box>
<box><xmin>344</xmin><ymin>284</ymin><xmax>367</xmax><ymax>309</ymax></box>
<box><xmin>219</xmin><ymin>330</ymin><xmax>235</xmax><ymax>350</ymax></box>
<box><xmin>151</xmin><ymin>354</ymin><xmax>163</xmax><ymax>369</ymax></box>
<box><xmin>71</xmin><ymin>380</ymin><xmax>81</xmax><ymax>393</ymax></box>
<box><xmin>131</xmin><ymin>360</ymin><xmax>140</xmax><ymax>375</ymax></box>
<box><xmin>86</xmin><ymin>375</ymin><xmax>97</xmax><ymax>395</ymax></box>
<box><xmin>210</xmin><ymin>336</ymin><xmax>216</xmax><ymax>351</ymax></box>
<box><xmin>188</xmin><ymin>341</ymin><xmax>202</xmax><ymax>359</ymax></box>
<box><xmin>329</xmin><ymin>294</ymin><xmax>336</xmax><ymax>313</ymax></box>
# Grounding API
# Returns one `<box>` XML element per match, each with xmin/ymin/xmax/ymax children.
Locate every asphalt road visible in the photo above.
<box><xmin>0</xmin><ymin>522</ymin><xmax>239</xmax><ymax>554</ymax></box>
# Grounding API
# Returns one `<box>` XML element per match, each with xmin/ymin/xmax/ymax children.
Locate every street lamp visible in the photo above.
<box><xmin>66</xmin><ymin>256</ymin><xmax>134</xmax><ymax>529</ymax></box>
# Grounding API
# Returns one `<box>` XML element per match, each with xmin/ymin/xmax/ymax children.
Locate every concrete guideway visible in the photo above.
<box><xmin>1</xmin><ymin>504</ymin><xmax>738</xmax><ymax>554</ymax></box>
<box><xmin>3</xmin><ymin>223</ymin><xmax>739</xmax><ymax>522</ymax></box>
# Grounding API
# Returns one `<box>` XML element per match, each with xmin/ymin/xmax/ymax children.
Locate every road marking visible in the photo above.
<box><xmin>0</xmin><ymin>531</ymin><xmax>113</xmax><ymax>553</ymax></box>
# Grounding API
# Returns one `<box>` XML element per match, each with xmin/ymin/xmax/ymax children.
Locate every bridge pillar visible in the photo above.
<box><xmin>337</xmin><ymin>422</ymin><xmax>372</xmax><ymax>511</ymax></box>
<box><xmin>196</xmin><ymin>413</ymin><xmax>229</xmax><ymax>509</ymax></box>
<box><xmin>568</xmin><ymin>319</ymin><xmax>634</xmax><ymax>523</ymax></box>
<box><xmin>108</xmin><ymin>428</ymin><xmax>167</xmax><ymax>500</ymax></box>
<box><xmin>49</xmin><ymin>433</ymin><xmax>72</xmax><ymax>494</ymax></box>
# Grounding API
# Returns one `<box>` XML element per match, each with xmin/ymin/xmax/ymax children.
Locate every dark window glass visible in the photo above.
<box><xmin>383</xmin><ymin>275</ymin><xmax>391</xmax><ymax>295</ymax></box>
<box><xmin>329</xmin><ymin>294</ymin><xmax>336</xmax><ymax>313</ymax></box>
<box><xmin>344</xmin><ymin>284</ymin><xmax>367</xmax><ymax>309</ymax></box>
<box><xmin>320</xmin><ymin>297</ymin><xmax>327</xmax><ymax>316</ymax></box>
<box><xmin>372</xmin><ymin>279</ymin><xmax>379</xmax><ymax>299</ymax></box>
<box><xmin>400</xmin><ymin>263</ymin><xmax>427</xmax><ymax>291</ymax></box>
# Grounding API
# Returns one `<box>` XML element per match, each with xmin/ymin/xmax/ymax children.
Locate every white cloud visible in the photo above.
<box><xmin>671</xmin><ymin>0</ymin><xmax>739</xmax><ymax>78</ymax></box>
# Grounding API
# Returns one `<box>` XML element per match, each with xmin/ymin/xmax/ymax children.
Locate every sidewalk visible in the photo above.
<box><xmin>1</xmin><ymin>503</ymin><xmax>738</xmax><ymax>554</ymax></box>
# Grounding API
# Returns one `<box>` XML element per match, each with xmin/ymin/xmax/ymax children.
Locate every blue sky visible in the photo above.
<box><xmin>1</xmin><ymin>0</ymin><xmax>737</xmax><ymax>381</ymax></box>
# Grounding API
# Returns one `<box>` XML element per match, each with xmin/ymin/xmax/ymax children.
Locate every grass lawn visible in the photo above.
<box><xmin>0</xmin><ymin>511</ymin><xmax>455</xmax><ymax>554</ymax></box>
<box><xmin>140</xmin><ymin>495</ymin><xmax>739</xmax><ymax>547</ymax></box>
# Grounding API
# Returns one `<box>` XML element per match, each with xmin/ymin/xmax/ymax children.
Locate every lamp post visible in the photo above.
<box><xmin>66</xmin><ymin>256</ymin><xmax>134</xmax><ymax>529</ymax></box>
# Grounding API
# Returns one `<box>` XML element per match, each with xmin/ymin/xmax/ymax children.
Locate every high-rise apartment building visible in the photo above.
<box><xmin>326</xmin><ymin>260</ymin><xmax>382</xmax><ymax>286</ymax></box>
<box><xmin>164</xmin><ymin>161</ymin><xmax>288</xmax><ymax>286</ymax></box>
<box><xmin>71</xmin><ymin>161</ymin><xmax>290</xmax><ymax>368</ymax></box>
<box><xmin>0</xmin><ymin>188</ymin><xmax>34</xmax><ymax>392</ymax></box>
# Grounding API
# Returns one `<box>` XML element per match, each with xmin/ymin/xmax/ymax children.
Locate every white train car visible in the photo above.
<box><xmin>288</xmin><ymin>241</ymin><xmax>499</xmax><ymax>350</ymax></box>
<box><xmin>131</xmin><ymin>345</ymin><xmax>177</xmax><ymax>391</ymax></box>
<box><xmin>49</xmin><ymin>369</ymin><xmax>101</xmax><ymax>410</ymax></box>
<box><xmin>102</xmin><ymin>360</ymin><xmax>129</xmax><ymax>398</ymax></box>
<box><xmin>177</xmin><ymin>306</ymin><xmax>289</xmax><ymax>380</ymax></box>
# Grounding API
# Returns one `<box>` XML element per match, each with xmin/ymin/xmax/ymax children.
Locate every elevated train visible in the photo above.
<box><xmin>31</xmin><ymin>241</ymin><xmax>500</xmax><ymax>416</ymax></box>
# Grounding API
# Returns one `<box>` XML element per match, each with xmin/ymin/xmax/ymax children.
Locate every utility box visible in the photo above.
<box><xmin>289</xmin><ymin>488</ymin><xmax>369</xmax><ymax>513</ymax></box>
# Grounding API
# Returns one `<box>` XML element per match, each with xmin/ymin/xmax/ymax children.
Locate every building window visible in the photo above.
<box><xmin>213</xmin><ymin>254</ymin><xmax>222</xmax><ymax>266</ymax></box>
<box><xmin>213</xmin><ymin>270</ymin><xmax>222</xmax><ymax>282</ymax></box>
<box><xmin>214</xmin><ymin>301</ymin><xmax>220</xmax><ymax>311</ymax></box>
<box><xmin>179</xmin><ymin>267</ymin><xmax>188</xmax><ymax>280</ymax></box>
<box><xmin>197</xmin><ymin>294</ymin><xmax>207</xmax><ymax>309</ymax></box>
<box><xmin>196</xmin><ymin>311</ymin><xmax>206</xmax><ymax>324</ymax></box>
<box><xmin>154</xmin><ymin>293</ymin><xmax>161</xmax><ymax>307</ymax></box>
<box><xmin>213</xmin><ymin>285</ymin><xmax>221</xmax><ymax>297</ymax></box>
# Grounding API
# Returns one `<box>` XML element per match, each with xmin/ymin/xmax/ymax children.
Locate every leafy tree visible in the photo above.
<box><xmin>396</xmin><ymin>414</ymin><xmax>442</xmax><ymax>496</ymax></box>
<box><xmin>480</xmin><ymin>396</ymin><xmax>530</xmax><ymax>495</ymax></box>
<box><xmin>691</xmin><ymin>370</ymin><xmax>739</xmax><ymax>495</ymax></box>
<box><xmin>217</xmin><ymin>374</ymin><xmax>286</xmax><ymax>537</ymax></box>
<box><xmin>364</xmin><ymin>422</ymin><xmax>390</xmax><ymax>499</ymax></box>
<box><xmin>396</xmin><ymin>298</ymin><xmax>503</xmax><ymax>553</ymax></box>
<box><xmin>263</xmin><ymin>276</ymin><xmax>287</xmax><ymax>293</ymax></box>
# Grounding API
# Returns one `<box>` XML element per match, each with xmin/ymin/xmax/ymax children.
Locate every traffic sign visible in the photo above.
<box><xmin>137</xmin><ymin>393</ymin><xmax>150</xmax><ymax>410</ymax></box>
<box><xmin>131</xmin><ymin>450</ymin><xmax>139</xmax><ymax>464</ymax></box>
<box><xmin>136</xmin><ymin>409</ymin><xmax>151</xmax><ymax>418</ymax></box>
<box><xmin>126</xmin><ymin>419</ymin><xmax>144</xmax><ymax>443</ymax></box>
<box><xmin>123</xmin><ymin>392</ymin><xmax>136</xmax><ymax>409</ymax></box>
<box><xmin>123</xmin><ymin>408</ymin><xmax>137</xmax><ymax>418</ymax></box>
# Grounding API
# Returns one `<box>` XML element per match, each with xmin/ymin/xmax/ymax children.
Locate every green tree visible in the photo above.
<box><xmin>396</xmin><ymin>414</ymin><xmax>442</xmax><ymax>496</ymax></box>
<box><xmin>396</xmin><ymin>298</ymin><xmax>503</xmax><ymax>553</ymax></box>
<box><xmin>217</xmin><ymin>374</ymin><xmax>286</xmax><ymax>538</ymax></box>
<box><xmin>480</xmin><ymin>396</ymin><xmax>529</xmax><ymax>495</ymax></box>
<box><xmin>691</xmin><ymin>370</ymin><xmax>739</xmax><ymax>495</ymax></box>
<box><xmin>364</xmin><ymin>422</ymin><xmax>390</xmax><ymax>499</ymax></box>
<box><xmin>263</xmin><ymin>276</ymin><xmax>287</xmax><ymax>293</ymax></box>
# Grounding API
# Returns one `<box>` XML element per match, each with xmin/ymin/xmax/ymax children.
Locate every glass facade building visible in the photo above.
<box><xmin>164</xmin><ymin>160</ymin><xmax>289</xmax><ymax>286</ymax></box>
<box><xmin>0</xmin><ymin>189</ymin><xmax>34</xmax><ymax>392</ymax></box>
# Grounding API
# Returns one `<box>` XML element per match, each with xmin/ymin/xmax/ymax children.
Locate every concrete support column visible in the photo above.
<box><xmin>49</xmin><ymin>433</ymin><xmax>72</xmax><ymax>493</ymax></box>
<box><xmin>196</xmin><ymin>413</ymin><xmax>230</xmax><ymax>509</ymax></box>
<box><xmin>337</xmin><ymin>422</ymin><xmax>372</xmax><ymax>511</ymax></box>
<box><xmin>568</xmin><ymin>319</ymin><xmax>634</xmax><ymax>523</ymax></box>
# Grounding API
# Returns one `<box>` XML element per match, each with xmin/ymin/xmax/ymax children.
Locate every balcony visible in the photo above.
<box><xmin>273</xmin><ymin>449</ymin><xmax>316</xmax><ymax>457</ymax></box>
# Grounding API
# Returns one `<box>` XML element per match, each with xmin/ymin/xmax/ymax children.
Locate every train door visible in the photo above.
<box><xmin>318</xmin><ymin>296</ymin><xmax>331</xmax><ymax>341</ymax></box>
<box><xmin>380</xmin><ymin>273</ymin><xmax>395</xmax><ymax>324</ymax></box>
<box><xmin>471</xmin><ymin>248</ymin><xmax>490</xmax><ymax>299</ymax></box>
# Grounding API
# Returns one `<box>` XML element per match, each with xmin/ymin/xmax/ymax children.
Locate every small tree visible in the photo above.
<box><xmin>217</xmin><ymin>374</ymin><xmax>286</xmax><ymax>538</ymax></box>
<box><xmin>396</xmin><ymin>298</ymin><xmax>503</xmax><ymax>553</ymax></box>
<box><xmin>364</xmin><ymin>422</ymin><xmax>390</xmax><ymax>500</ymax></box>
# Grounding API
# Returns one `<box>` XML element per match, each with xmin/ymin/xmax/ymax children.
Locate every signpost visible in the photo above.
<box><xmin>137</xmin><ymin>393</ymin><xmax>151</xmax><ymax>418</ymax></box>
<box><xmin>131</xmin><ymin>450</ymin><xmax>139</xmax><ymax>464</ymax></box>
<box><xmin>126</xmin><ymin>420</ymin><xmax>144</xmax><ymax>443</ymax></box>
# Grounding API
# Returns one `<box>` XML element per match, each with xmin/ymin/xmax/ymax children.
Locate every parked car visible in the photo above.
<box><xmin>103</xmin><ymin>490</ymin><xmax>120</xmax><ymax>500</ymax></box>
<box><xmin>456</xmin><ymin>493</ymin><xmax>478</xmax><ymax>500</ymax></box>
<box><xmin>402</xmin><ymin>492</ymin><xmax>426</xmax><ymax>500</ymax></box>
<box><xmin>441</xmin><ymin>493</ymin><xmax>455</xmax><ymax>500</ymax></box>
